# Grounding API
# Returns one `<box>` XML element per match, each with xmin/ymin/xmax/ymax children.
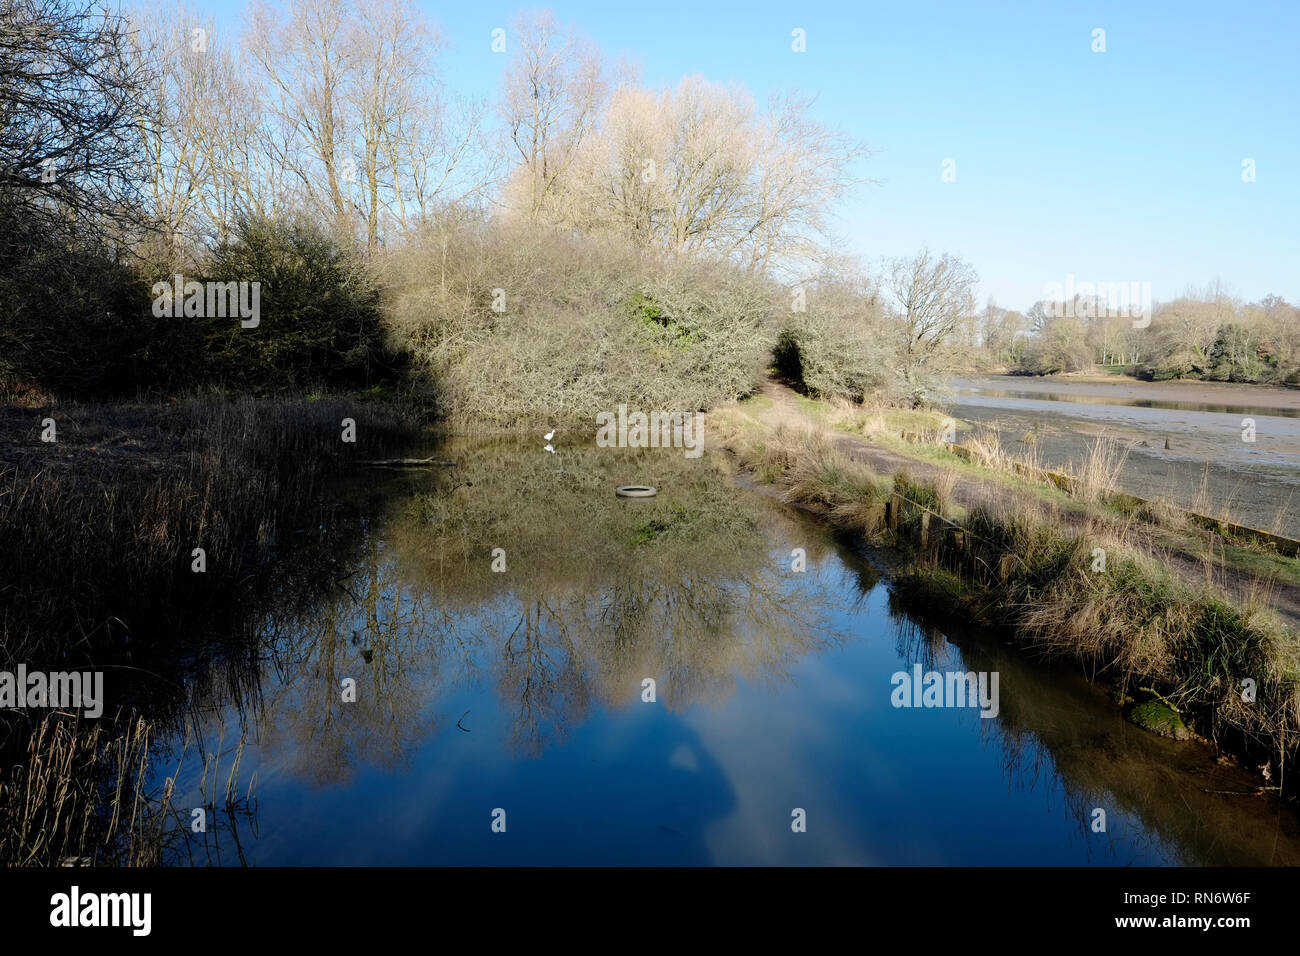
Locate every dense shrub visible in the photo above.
<box><xmin>380</xmin><ymin>221</ymin><xmax>779</xmax><ymax>427</ymax></box>
<box><xmin>0</xmin><ymin>207</ymin><xmax>165</xmax><ymax>399</ymax></box>
<box><xmin>0</xmin><ymin>209</ymin><xmax>402</xmax><ymax>400</ymax></box>
<box><xmin>773</xmin><ymin>276</ymin><xmax>898</xmax><ymax>403</ymax></box>
<box><xmin>192</xmin><ymin>214</ymin><xmax>398</xmax><ymax>391</ymax></box>
<box><xmin>1018</xmin><ymin>316</ymin><xmax>1092</xmax><ymax>375</ymax></box>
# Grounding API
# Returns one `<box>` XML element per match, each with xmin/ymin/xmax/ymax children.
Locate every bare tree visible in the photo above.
<box><xmin>0</xmin><ymin>0</ymin><xmax>155</xmax><ymax>245</ymax></box>
<box><xmin>740</xmin><ymin>90</ymin><xmax>869</xmax><ymax>272</ymax></box>
<box><xmin>245</xmin><ymin>0</ymin><xmax>354</xmax><ymax>232</ymax></box>
<box><xmin>1026</xmin><ymin>300</ymin><xmax>1054</xmax><ymax>333</ymax></box>
<box><xmin>500</xmin><ymin>9</ymin><xmax>605</xmax><ymax>220</ymax></box>
<box><xmin>246</xmin><ymin>0</ymin><xmax>482</xmax><ymax>251</ymax></box>
<box><xmin>980</xmin><ymin>302</ymin><xmax>1029</xmax><ymax>368</ymax></box>
<box><xmin>886</xmin><ymin>249</ymin><xmax>978</xmax><ymax>401</ymax></box>
<box><xmin>555</xmin><ymin>76</ymin><xmax>868</xmax><ymax>274</ymax></box>
<box><xmin>346</xmin><ymin>0</ymin><xmax>441</xmax><ymax>250</ymax></box>
<box><xmin>133</xmin><ymin>3</ymin><xmax>234</xmax><ymax>257</ymax></box>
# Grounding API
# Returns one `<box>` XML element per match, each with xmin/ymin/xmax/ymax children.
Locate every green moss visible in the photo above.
<box><xmin>893</xmin><ymin>471</ymin><xmax>941</xmax><ymax>513</ymax></box>
<box><xmin>1127</xmin><ymin>700</ymin><xmax>1192</xmax><ymax>740</ymax></box>
<box><xmin>626</xmin><ymin>291</ymin><xmax>698</xmax><ymax>350</ymax></box>
<box><xmin>894</xmin><ymin>568</ymin><xmax>970</xmax><ymax>609</ymax></box>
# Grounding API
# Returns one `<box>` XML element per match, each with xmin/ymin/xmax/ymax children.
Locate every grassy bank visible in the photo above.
<box><xmin>712</xmin><ymin>402</ymin><xmax>1300</xmax><ymax>785</ymax></box>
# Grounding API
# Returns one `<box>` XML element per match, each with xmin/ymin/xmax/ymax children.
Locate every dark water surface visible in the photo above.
<box><xmin>156</xmin><ymin>439</ymin><xmax>1300</xmax><ymax>865</ymax></box>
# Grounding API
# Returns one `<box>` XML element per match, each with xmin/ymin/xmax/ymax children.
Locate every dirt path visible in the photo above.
<box><xmin>750</xmin><ymin>378</ymin><xmax>1300</xmax><ymax>629</ymax></box>
<box><xmin>756</xmin><ymin>379</ymin><xmax>1060</xmax><ymax>519</ymax></box>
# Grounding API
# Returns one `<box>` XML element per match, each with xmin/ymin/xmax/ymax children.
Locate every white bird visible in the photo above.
<box><xmin>544</xmin><ymin>444</ymin><xmax>555</xmax><ymax>454</ymax></box>
<box><xmin>543</xmin><ymin>428</ymin><xmax>556</xmax><ymax>441</ymax></box>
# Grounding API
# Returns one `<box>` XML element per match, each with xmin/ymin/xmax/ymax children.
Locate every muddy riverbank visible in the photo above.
<box><xmin>952</xmin><ymin>375</ymin><xmax>1300</xmax><ymax>538</ymax></box>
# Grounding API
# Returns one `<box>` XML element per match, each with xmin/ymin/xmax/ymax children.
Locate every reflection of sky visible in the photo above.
<box><xmin>685</xmin><ymin>578</ymin><xmax>1172</xmax><ymax>866</ymax></box>
<box><xmin>161</xmin><ymin>531</ymin><xmax>1189</xmax><ymax>866</ymax></box>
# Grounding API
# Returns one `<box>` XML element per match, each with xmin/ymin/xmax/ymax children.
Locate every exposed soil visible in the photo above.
<box><xmin>958</xmin><ymin>373</ymin><xmax>1300</xmax><ymax>411</ymax></box>
<box><xmin>952</xmin><ymin>374</ymin><xmax>1300</xmax><ymax>540</ymax></box>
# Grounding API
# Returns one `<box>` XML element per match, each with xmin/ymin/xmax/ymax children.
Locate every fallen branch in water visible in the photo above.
<box><xmin>359</xmin><ymin>456</ymin><xmax>456</xmax><ymax>468</ymax></box>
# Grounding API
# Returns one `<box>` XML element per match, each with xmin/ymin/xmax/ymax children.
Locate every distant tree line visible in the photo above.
<box><xmin>980</xmin><ymin>286</ymin><xmax>1300</xmax><ymax>384</ymax></box>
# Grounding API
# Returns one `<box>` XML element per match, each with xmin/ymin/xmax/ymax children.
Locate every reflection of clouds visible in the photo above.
<box><xmin>678</xmin><ymin>606</ymin><xmax>906</xmax><ymax>865</ymax></box>
<box><xmin>137</xmin><ymin>437</ymin><xmax>1300</xmax><ymax>864</ymax></box>
<box><xmin>158</xmin><ymin>467</ymin><xmax>1300</xmax><ymax>864</ymax></box>
<box><xmin>229</xmin><ymin>476</ymin><xmax>870</xmax><ymax>858</ymax></box>
<box><xmin>668</xmin><ymin>742</ymin><xmax>698</xmax><ymax>772</ymax></box>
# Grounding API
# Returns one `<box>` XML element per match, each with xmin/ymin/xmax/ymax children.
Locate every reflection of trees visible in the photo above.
<box><xmin>254</xmin><ymin>533</ymin><xmax>452</xmax><ymax>786</ymax></box>
<box><xmin>249</xmin><ymin>438</ymin><xmax>848</xmax><ymax>766</ymax></box>
<box><xmin>497</xmin><ymin>596</ymin><xmax>589</xmax><ymax>756</ymax></box>
<box><xmin>886</xmin><ymin>591</ymin><xmax>1300</xmax><ymax>865</ymax></box>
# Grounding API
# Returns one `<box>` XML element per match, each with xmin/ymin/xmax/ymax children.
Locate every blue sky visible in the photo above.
<box><xmin>198</xmin><ymin>0</ymin><xmax>1298</xmax><ymax>311</ymax></box>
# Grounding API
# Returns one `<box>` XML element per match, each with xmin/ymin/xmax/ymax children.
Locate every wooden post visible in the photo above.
<box><xmin>947</xmin><ymin>527</ymin><xmax>965</xmax><ymax>572</ymax></box>
<box><xmin>920</xmin><ymin>511</ymin><xmax>930</xmax><ymax>550</ymax></box>
<box><xmin>890</xmin><ymin>493</ymin><xmax>902</xmax><ymax>530</ymax></box>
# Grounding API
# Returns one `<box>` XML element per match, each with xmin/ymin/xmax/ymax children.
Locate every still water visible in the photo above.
<box><xmin>155</xmin><ymin>439</ymin><xmax>1300</xmax><ymax>865</ymax></box>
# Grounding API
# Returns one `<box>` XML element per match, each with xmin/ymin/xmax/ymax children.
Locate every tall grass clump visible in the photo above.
<box><xmin>1072</xmin><ymin>435</ymin><xmax>1131</xmax><ymax>504</ymax></box>
<box><xmin>954</xmin><ymin>505</ymin><xmax>1300</xmax><ymax>770</ymax></box>
<box><xmin>717</xmin><ymin>408</ymin><xmax>1300</xmax><ymax>776</ymax></box>
<box><xmin>0</xmin><ymin>714</ymin><xmax>163</xmax><ymax>867</ymax></box>
<box><xmin>893</xmin><ymin>470</ymin><xmax>951</xmax><ymax>516</ymax></box>
<box><xmin>0</xmin><ymin>398</ymin><xmax>420</xmax><ymax>659</ymax></box>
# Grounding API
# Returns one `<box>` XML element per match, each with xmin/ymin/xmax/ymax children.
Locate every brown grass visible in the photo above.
<box><xmin>1071</xmin><ymin>434</ymin><xmax>1131</xmax><ymax>503</ymax></box>
<box><xmin>0</xmin><ymin>714</ymin><xmax>159</xmax><ymax>866</ymax></box>
<box><xmin>716</xmin><ymin>407</ymin><xmax>1300</xmax><ymax>782</ymax></box>
<box><xmin>0</xmin><ymin>397</ymin><xmax>420</xmax><ymax>659</ymax></box>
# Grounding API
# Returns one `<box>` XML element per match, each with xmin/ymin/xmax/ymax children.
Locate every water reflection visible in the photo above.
<box><xmin>145</xmin><ymin>438</ymin><xmax>1300</xmax><ymax>865</ymax></box>
<box><xmin>889</xmin><ymin>595</ymin><xmax>1300</xmax><ymax>865</ymax></box>
<box><xmin>246</xmin><ymin>442</ymin><xmax>844</xmax><ymax>773</ymax></box>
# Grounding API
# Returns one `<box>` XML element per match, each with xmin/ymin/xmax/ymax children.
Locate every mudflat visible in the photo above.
<box><xmin>951</xmin><ymin>374</ymin><xmax>1300</xmax><ymax>538</ymax></box>
<box><xmin>956</xmin><ymin>373</ymin><xmax>1300</xmax><ymax>412</ymax></box>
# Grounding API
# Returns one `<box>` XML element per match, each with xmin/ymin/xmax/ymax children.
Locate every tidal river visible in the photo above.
<box><xmin>152</xmin><ymin>438</ymin><xmax>1300</xmax><ymax>865</ymax></box>
<box><xmin>950</xmin><ymin>374</ymin><xmax>1300</xmax><ymax>538</ymax></box>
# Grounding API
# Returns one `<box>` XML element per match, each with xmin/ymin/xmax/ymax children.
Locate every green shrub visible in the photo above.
<box><xmin>194</xmin><ymin>213</ymin><xmax>397</xmax><ymax>391</ymax></box>
<box><xmin>0</xmin><ymin>204</ymin><xmax>168</xmax><ymax>398</ymax></box>
<box><xmin>0</xmin><ymin>207</ymin><xmax>401</xmax><ymax>399</ymax></box>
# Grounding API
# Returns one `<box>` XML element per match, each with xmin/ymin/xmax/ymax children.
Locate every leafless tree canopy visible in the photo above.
<box><xmin>887</xmin><ymin>249</ymin><xmax>979</xmax><ymax>398</ymax></box>
<box><xmin>8</xmin><ymin>1</ymin><xmax>1289</xmax><ymax>406</ymax></box>
<box><xmin>0</xmin><ymin>0</ymin><xmax>155</xmax><ymax>245</ymax></box>
<box><xmin>497</xmin><ymin>18</ymin><xmax>871</xmax><ymax>276</ymax></box>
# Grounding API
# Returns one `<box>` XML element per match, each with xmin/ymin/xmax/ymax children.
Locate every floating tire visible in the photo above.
<box><xmin>615</xmin><ymin>485</ymin><xmax>658</xmax><ymax>498</ymax></box>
